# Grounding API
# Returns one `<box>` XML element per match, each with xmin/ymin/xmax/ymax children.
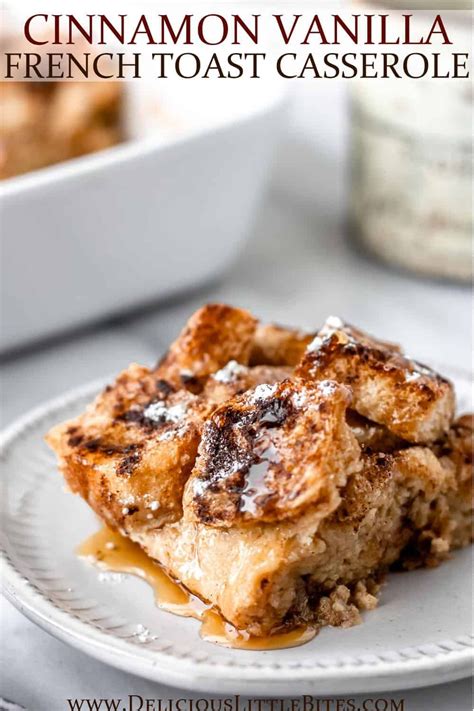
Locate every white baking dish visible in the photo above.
<box><xmin>0</xmin><ymin>81</ymin><xmax>286</xmax><ymax>352</ymax></box>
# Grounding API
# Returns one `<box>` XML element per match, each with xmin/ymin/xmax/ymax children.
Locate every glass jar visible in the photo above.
<box><xmin>350</xmin><ymin>2</ymin><xmax>472</xmax><ymax>281</ymax></box>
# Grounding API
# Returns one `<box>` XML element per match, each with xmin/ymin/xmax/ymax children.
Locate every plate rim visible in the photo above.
<box><xmin>1</xmin><ymin>375</ymin><xmax>473</xmax><ymax>695</ymax></box>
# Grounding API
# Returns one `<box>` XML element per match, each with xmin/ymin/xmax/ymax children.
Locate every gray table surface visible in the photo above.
<box><xmin>1</xmin><ymin>86</ymin><xmax>472</xmax><ymax>710</ymax></box>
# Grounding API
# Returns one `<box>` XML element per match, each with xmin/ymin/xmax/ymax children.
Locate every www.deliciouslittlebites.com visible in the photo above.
<box><xmin>65</xmin><ymin>696</ymin><xmax>405</xmax><ymax>711</ymax></box>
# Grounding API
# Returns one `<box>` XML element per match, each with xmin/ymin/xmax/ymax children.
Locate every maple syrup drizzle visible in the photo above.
<box><xmin>77</xmin><ymin>526</ymin><xmax>316</xmax><ymax>650</ymax></box>
<box><xmin>200</xmin><ymin>609</ymin><xmax>316</xmax><ymax>650</ymax></box>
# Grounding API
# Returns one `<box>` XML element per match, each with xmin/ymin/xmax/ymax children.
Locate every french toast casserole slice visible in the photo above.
<box><xmin>46</xmin><ymin>305</ymin><xmax>473</xmax><ymax>637</ymax></box>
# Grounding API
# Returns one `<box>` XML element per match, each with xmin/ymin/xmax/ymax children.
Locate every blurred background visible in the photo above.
<box><xmin>1</xmin><ymin>76</ymin><xmax>472</xmax><ymax>422</ymax></box>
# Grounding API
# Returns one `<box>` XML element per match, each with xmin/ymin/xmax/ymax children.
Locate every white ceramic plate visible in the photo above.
<box><xmin>1</xmin><ymin>367</ymin><xmax>473</xmax><ymax>696</ymax></box>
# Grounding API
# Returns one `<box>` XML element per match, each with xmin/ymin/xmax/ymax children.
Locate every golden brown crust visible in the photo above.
<box><xmin>203</xmin><ymin>363</ymin><xmax>292</xmax><ymax>405</ymax></box>
<box><xmin>46</xmin><ymin>365</ymin><xmax>212</xmax><ymax>533</ymax></box>
<box><xmin>156</xmin><ymin>304</ymin><xmax>258</xmax><ymax>392</ymax></box>
<box><xmin>46</xmin><ymin>360</ymin><xmax>292</xmax><ymax>535</ymax></box>
<box><xmin>250</xmin><ymin>323</ymin><xmax>314</xmax><ymax>367</ymax></box>
<box><xmin>297</xmin><ymin>316</ymin><xmax>455</xmax><ymax>443</ymax></box>
<box><xmin>185</xmin><ymin>379</ymin><xmax>360</xmax><ymax>526</ymax></box>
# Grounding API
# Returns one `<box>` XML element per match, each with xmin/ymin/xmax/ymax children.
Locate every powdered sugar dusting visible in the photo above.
<box><xmin>405</xmin><ymin>370</ymin><xmax>422</xmax><ymax>382</ymax></box>
<box><xmin>307</xmin><ymin>316</ymin><xmax>345</xmax><ymax>352</ymax></box>
<box><xmin>144</xmin><ymin>400</ymin><xmax>187</xmax><ymax>424</ymax></box>
<box><xmin>212</xmin><ymin>360</ymin><xmax>248</xmax><ymax>383</ymax></box>
<box><xmin>306</xmin><ymin>335</ymin><xmax>323</xmax><ymax>353</ymax></box>
<box><xmin>250</xmin><ymin>383</ymin><xmax>278</xmax><ymax>403</ymax></box>
<box><xmin>158</xmin><ymin>425</ymin><xmax>188</xmax><ymax>441</ymax></box>
<box><xmin>147</xmin><ymin>499</ymin><xmax>160</xmax><ymax>511</ymax></box>
<box><xmin>317</xmin><ymin>380</ymin><xmax>339</xmax><ymax>397</ymax></box>
<box><xmin>402</xmin><ymin>357</ymin><xmax>436</xmax><ymax>381</ymax></box>
<box><xmin>324</xmin><ymin>315</ymin><xmax>344</xmax><ymax>331</ymax></box>
<box><xmin>292</xmin><ymin>390</ymin><xmax>309</xmax><ymax>408</ymax></box>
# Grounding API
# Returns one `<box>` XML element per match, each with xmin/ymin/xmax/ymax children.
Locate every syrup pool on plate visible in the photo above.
<box><xmin>77</xmin><ymin>526</ymin><xmax>316</xmax><ymax>650</ymax></box>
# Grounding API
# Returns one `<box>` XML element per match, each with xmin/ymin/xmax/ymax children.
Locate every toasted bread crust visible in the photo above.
<box><xmin>203</xmin><ymin>363</ymin><xmax>292</xmax><ymax>405</ymax></box>
<box><xmin>250</xmin><ymin>323</ymin><xmax>314</xmax><ymax>367</ymax></box>
<box><xmin>47</xmin><ymin>360</ymin><xmax>291</xmax><ymax>534</ymax></box>
<box><xmin>186</xmin><ymin>379</ymin><xmax>360</xmax><ymax>525</ymax></box>
<box><xmin>297</xmin><ymin>316</ymin><xmax>455</xmax><ymax>443</ymax></box>
<box><xmin>156</xmin><ymin>304</ymin><xmax>257</xmax><ymax>391</ymax></box>
<box><xmin>46</xmin><ymin>365</ymin><xmax>209</xmax><ymax>532</ymax></box>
